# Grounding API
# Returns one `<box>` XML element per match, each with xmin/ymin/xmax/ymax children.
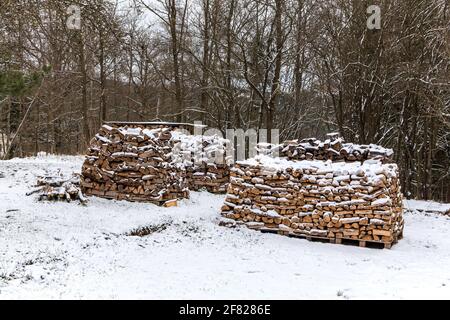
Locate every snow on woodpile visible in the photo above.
<box><xmin>258</xmin><ymin>134</ymin><xmax>394</xmax><ymax>163</ymax></box>
<box><xmin>81</xmin><ymin>124</ymin><xmax>231</xmax><ymax>204</ymax></box>
<box><xmin>171</xmin><ymin>131</ymin><xmax>232</xmax><ymax>193</ymax></box>
<box><xmin>81</xmin><ymin>125</ymin><xmax>189</xmax><ymax>204</ymax></box>
<box><xmin>221</xmin><ymin>155</ymin><xmax>404</xmax><ymax>248</ymax></box>
<box><xmin>27</xmin><ymin>173</ymin><xmax>87</xmax><ymax>204</ymax></box>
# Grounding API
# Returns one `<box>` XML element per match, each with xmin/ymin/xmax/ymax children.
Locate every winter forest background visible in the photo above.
<box><xmin>0</xmin><ymin>0</ymin><xmax>449</xmax><ymax>202</ymax></box>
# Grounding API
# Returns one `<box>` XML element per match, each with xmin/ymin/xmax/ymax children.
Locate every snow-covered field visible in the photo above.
<box><xmin>405</xmin><ymin>199</ymin><xmax>450</xmax><ymax>215</ymax></box>
<box><xmin>1</xmin><ymin>155</ymin><xmax>450</xmax><ymax>299</ymax></box>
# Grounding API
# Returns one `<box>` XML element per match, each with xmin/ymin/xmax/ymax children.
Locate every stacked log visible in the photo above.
<box><xmin>258</xmin><ymin>134</ymin><xmax>394</xmax><ymax>163</ymax></box>
<box><xmin>80</xmin><ymin>123</ymin><xmax>231</xmax><ymax>204</ymax></box>
<box><xmin>171</xmin><ymin>132</ymin><xmax>232</xmax><ymax>193</ymax></box>
<box><xmin>27</xmin><ymin>174</ymin><xmax>87</xmax><ymax>204</ymax></box>
<box><xmin>186</xmin><ymin>163</ymin><xmax>230</xmax><ymax>193</ymax></box>
<box><xmin>221</xmin><ymin>155</ymin><xmax>404</xmax><ymax>248</ymax></box>
<box><xmin>81</xmin><ymin>125</ymin><xmax>190</xmax><ymax>204</ymax></box>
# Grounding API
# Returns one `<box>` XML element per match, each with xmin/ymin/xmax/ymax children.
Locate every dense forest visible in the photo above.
<box><xmin>0</xmin><ymin>0</ymin><xmax>449</xmax><ymax>201</ymax></box>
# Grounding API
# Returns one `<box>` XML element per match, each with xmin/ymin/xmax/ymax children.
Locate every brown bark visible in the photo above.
<box><xmin>78</xmin><ymin>31</ymin><xmax>91</xmax><ymax>148</ymax></box>
<box><xmin>267</xmin><ymin>0</ymin><xmax>283</xmax><ymax>134</ymax></box>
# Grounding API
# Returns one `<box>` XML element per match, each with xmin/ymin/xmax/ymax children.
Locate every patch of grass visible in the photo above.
<box><xmin>23</xmin><ymin>259</ymin><xmax>35</xmax><ymax>266</ymax></box>
<box><xmin>0</xmin><ymin>271</ymin><xmax>11</xmax><ymax>282</ymax></box>
<box><xmin>128</xmin><ymin>220</ymin><xmax>172</xmax><ymax>237</ymax></box>
<box><xmin>177</xmin><ymin>221</ymin><xmax>201</xmax><ymax>237</ymax></box>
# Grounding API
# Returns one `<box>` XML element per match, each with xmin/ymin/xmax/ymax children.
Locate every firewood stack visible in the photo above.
<box><xmin>81</xmin><ymin>123</ymin><xmax>231</xmax><ymax>204</ymax></box>
<box><xmin>81</xmin><ymin>124</ymin><xmax>190</xmax><ymax>204</ymax></box>
<box><xmin>27</xmin><ymin>174</ymin><xmax>87</xmax><ymax>204</ymax></box>
<box><xmin>221</xmin><ymin>155</ymin><xmax>404</xmax><ymax>248</ymax></box>
<box><xmin>171</xmin><ymin>132</ymin><xmax>232</xmax><ymax>193</ymax></box>
<box><xmin>258</xmin><ymin>133</ymin><xmax>394</xmax><ymax>163</ymax></box>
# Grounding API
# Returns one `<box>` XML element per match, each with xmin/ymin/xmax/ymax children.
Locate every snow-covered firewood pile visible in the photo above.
<box><xmin>221</xmin><ymin>155</ymin><xmax>404</xmax><ymax>248</ymax></box>
<box><xmin>258</xmin><ymin>133</ymin><xmax>394</xmax><ymax>163</ymax></box>
<box><xmin>80</xmin><ymin>123</ymin><xmax>231</xmax><ymax>204</ymax></box>
<box><xmin>81</xmin><ymin>124</ymin><xmax>190</xmax><ymax>204</ymax></box>
<box><xmin>171</xmin><ymin>132</ymin><xmax>232</xmax><ymax>193</ymax></box>
<box><xmin>27</xmin><ymin>173</ymin><xmax>87</xmax><ymax>204</ymax></box>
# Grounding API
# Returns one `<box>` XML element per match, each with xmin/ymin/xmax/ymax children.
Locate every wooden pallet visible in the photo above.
<box><xmin>259</xmin><ymin>227</ymin><xmax>398</xmax><ymax>249</ymax></box>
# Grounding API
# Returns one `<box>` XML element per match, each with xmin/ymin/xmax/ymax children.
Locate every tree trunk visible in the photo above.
<box><xmin>99</xmin><ymin>29</ymin><xmax>107</xmax><ymax>124</ymax></box>
<box><xmin>169</xmin><ymin>0</ymin><xmax>184</xmax><ymax>122</ymax></box>
<box><xmin>226</xmin><ymin>0</ymin><xmax>238</xmax><ymax>128</ymax></box>
<box><xmin>200</xmin><ymin>0</ymin><xmax>210</xmax><ymax>123</ymax></box>
<box><xmin>267</xmin><ymin>0</ymin><xmax>283</xmax><ymax>137</ymax></box>
<box><xmin>78</xmin><ymin>31</ymin><xmax>90</xmax><ymax>148</ymax></box>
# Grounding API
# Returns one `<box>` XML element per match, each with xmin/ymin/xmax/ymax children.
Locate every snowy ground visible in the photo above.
<box><xmin>405</xmin><ymin>199</ymin><xmax>450</xmax><ymax>215</ymax></box>
<box><xmin>1</xmin><ymin>155</ymin><xmax>450</xmax><ymax>300</ymax></box>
